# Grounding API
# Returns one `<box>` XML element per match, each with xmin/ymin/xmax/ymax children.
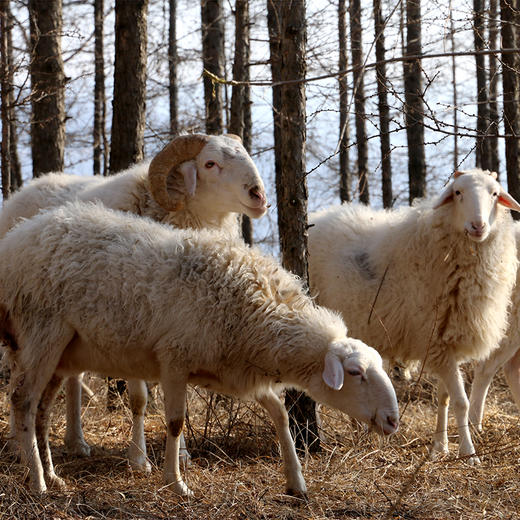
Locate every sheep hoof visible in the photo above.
<box><xmin>64</xmin><ymin>438</ymin><xmax>91</xmax><ymax>457</ymax></box>
<box><xmin>463</xmin><ymin>453</ymin><xmax>481</xmax><ymax>466</ymax></box>
<box><xmin>129</xmin><ymin>458</ymin><xmax>152</xmax><ymax>474</ymax></box>
<box><xmin>285</xmin><ymin>487</ymin><xmax>308</xmax><ymax>500</ymax></box>
<box><xmin>430</xmin><ymin>441</ymin><xmax>449</xmax><ymax>459</ymax></box>
<box><xmin>47</xmin><ymin>473</ymin><xmax>67</xmax><ymax>490</ymax></box>
<box><xmin>29</xmin><ymin>480</ymin><xmax>47</xmax><ymax>495</ymax></box>
<box><xmin>171</xmin><ymin>480</ymin><xmax>193</xmax><ymax>497</ymax></box>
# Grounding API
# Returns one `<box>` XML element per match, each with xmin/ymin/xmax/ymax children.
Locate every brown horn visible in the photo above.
<box><xmin>148</xmin><ymin>134</ymin><xmax>209</xmax><ymax>211</ymax></box>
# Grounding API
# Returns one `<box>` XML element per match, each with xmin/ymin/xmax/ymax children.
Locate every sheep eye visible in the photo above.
<box><xmin>455</xmin><ymin>190</ymin><xmax>461</xmax><ymax>196</ymax></box>
<box><xmin>493</xmin><ymin>192</ymin><xmax>498</xmax><ymax>197</ymax></box>
<box><xmin>347</xmin><ymin>369</ymin><xmax>362</xmax><ymax>377</ymax></box>
<box><xmin>205</xmin><ymin>161</ymin><xmax>216</xmax><ymax>169</ymax></box>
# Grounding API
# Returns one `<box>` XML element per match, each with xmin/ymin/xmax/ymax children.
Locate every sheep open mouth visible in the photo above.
<box><xmin>244</xmin><ymin>187</ymin><xmax>268</xmax><ymax>214</ymax></box>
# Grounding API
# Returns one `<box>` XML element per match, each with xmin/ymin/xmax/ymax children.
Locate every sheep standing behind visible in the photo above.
<box><xmin>0</xmin><ymin>133</ymin><xmax>268</xmax><ymax>469</ymax></box>
<box><xmin>308</xmin><ymin>169</ymin><xmax>520</xmax><ymax>464</ymax></box>
<box><xmin>468</xmin><ymin>221</ymin><xmax>520</xmax><ymax>430</ymax></box>
<box><xmin>0</xmin><ymin>202</ymin><xmax>399</xmax><ymax>496</ymax></box>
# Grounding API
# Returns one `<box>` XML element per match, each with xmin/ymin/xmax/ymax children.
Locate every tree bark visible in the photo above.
<box><xmin>93</xmin><ymin>0</ymin><xmax>107</xmax><ymax>176</ymax></box>
<box><xmin>373</xmin><ymin>0</ymin><xmax>392</xmax><ymax>207</ymax></box>
<box><xmin>449</xmin><ymin>0</ymin><xmax>459</xmax><ymax>171</ymax></box>
<box><xmin>201</xmin><ymin>0</ymin><xmax>224</xmax><ymax>134</ymax></box>
<box><xmin>488</xmin><ymin>0</ymin><xmax>499</xmax><ymax>173</ymax></box>
<box><xmin>1</xmin><ymin>0</ymin><xmax>11</xmax><ymax>199</ymax></box>
<box><xmin>268</xmin><ymin>0</ymin><xmax>319</xmax><ymax>453</ymax></box>
<box><xmin>473</xmin><ymin>0</ymin><xmax>491</xmax><ymax>169</ymax></box>
<box><xmin>338</xmin><ymin>0</ymin><xmax>350</xmax><ymax>203</ymax></box>
<box><xmin>28</xmin><ymin>0</ymin><xmax>65</xmax><ymax>178</ymax></box>
<box><xmin>500</xmin><ymin>0</ymin><xmax>520</xmax><ymax>213</ymax></box>
<box><xmin>109</xmin><ymin>0</ymin><xmax>148</xmax><ymax>174</ymax></box>
<box><xmin>169</xmin><ymin>0</ymin><xmax>178</xmax><ymax>137</ymax></box>
<box><xmin>403</xmin><ymin>0</ymin><xmax>426</xmax><ymax>203</ymax></box>
<box><xmin>230</xmin><ymin>0</ymin><xmax>252</xmax><ymax>244</ymax></box>
<box><xmin>349</xmin><ymin>0</ymin><xmax>369</xmax><ymax>203</ymax></box>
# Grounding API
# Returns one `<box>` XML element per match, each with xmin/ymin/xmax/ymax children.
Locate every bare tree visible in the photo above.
<box><xmin>7</xmin><ymin>0</ymin><xmax>20</xmax><ymax>191</ymax></box>
<box><xmin>93</xmin><ymin>0</ymin><xmax>107</xmax><ymax>176</ymax></box>
<box><xmin>473</xmin><ymin>0</ymin><xmax>491</xmax><ymax>169</ymax></box>
<box><xmin>500</xmin><ymin>0</ymin><xmax>520</xmax><ymax>211</ymax></box>
<box><xmin>373</xmin><ymin>0</ymin><xmax>392</xmax><ymax>207</ymax></box>
<box><xmin>230</xmin><ymin>0</ymin><xmax>253</xmax><ymax>244</ymax></box>
<box><xmin>488</xmin><ymin>0</ymin><xmax>499</xmax><ymax>173</ymax></box>
<box><xmin>109</xmin><ymin>0</ymin><xmax>148</xmax><ymax>174</ymax></box>
<box><xmin>28</xmin><ymin>0</ymin><xmax>65</xmax><ymax>178</ymax></box>
<box><xmin>1</xmin><ymin>0</ymin><xmax>10</xmax><ymax>199</ymax></box>
<box><xmin>449</xmin><ymin>0</ymin><xmax>459</xmax><ymax>171</ymax></box>
<box><xmin>169</xmin><ymin>0</ymin><xmax>178</xmax><ymax>136</ymax></box>
<box><xmin>349</xmin><ymin>0</ymin><xmax>369</xmax><ymax>203</ymax></box>
<box><xmin>201</xmin><ymin>0</ymin><xmax>224</xmax><ymax>134</ymax></box>
<box><xmin>403</xmin><ymin>0</ymin><xmax>426</xmax><ymax>203</ymax></box>
<box><xmin>268</xmin><ymin>0</ymin><xmax>319</xmax><ymax>452</ymax></box>
<box><xmin>338</xmin><ymin>0</ymin><xmax>350</xmax><ymax>203</ymax></box>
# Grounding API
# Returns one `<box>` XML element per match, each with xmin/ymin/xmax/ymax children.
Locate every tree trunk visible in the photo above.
<box><xmin>449</xmin><ymin>0</ymin><xmax>459</xmax><ymax>171</ymax></box>
<box><xmin>373</xmin><ymin>0</ymin><xmax>392</xmax><ymax>208</ymax></box>
<box><xmin>169</xmin><ymin>0</ymin><xmax>178</xmax><ymax>137</ymax></box>
<box><xmin>28</xmin><ymin>0</ymin><xmax>65</xmax><ymax>178</ymax></box>
<box><xmin>93</xmin><ymin>0</ymin><xmax>107</xmax><ymax>176</ymax></box>
<box><xmin>473</xmin><ymin>0</ymin><xmax>491</xmax><ymax>170</ymax></box>
<box><xmin>403</xmin><ymin>0</ymin><xmax>426</xmax><ymax>203</ymax></box>
<box><xmin>230</xmin><ymin>0</ymin><xmax>252</xmax><ymax>245</ymax></box>
<box><xmin>201</xmin><ymin>0</ymin><xmax>224</xmax><ymax>134</ymax></box>
<box><xmin>338</xmin><ymin>0</ymin><xmax>350</xmax><ymax>203</ymax></box>
<box><xmin>488</xmin><ymin>0</ymin><xmax>500</xmax><ymax>173</ymax></box>
<box><xmin>109</xmin><ymin>0</ymin><xmax>148</xmax><ymax>174</ymax></box>
<box><xmin>500</xmin><ymin>0</ymin><xmax>520</xmax><ymax>213</ymax></box>
<box><xmin>267</xmin><ymin>0</ymin><xmax>319</xmax><ymax>453</ymax></box>
<box><xmin>1</xmin><ymin>0</ymin><xmax>11</xmax><ymax>199</ymax></box>
<box><xmin>349</xmin><ymin>0</ymin><xmax>369</xmax><ymax>204</ymax></box>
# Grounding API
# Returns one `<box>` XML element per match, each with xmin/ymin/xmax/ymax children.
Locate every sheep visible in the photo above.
<box><xmin>0</xmin><ymin>201</ymin><xmax>399</xmax><ymax>496</ymax></box>
<box><xmin>307</xmin><ymin>169</ymin><xmax>520</xmax><ymax>465</ymax></box>
<box><xmin>0</xmin><ymin>133</ymin><xmax>268</xmax><ymax>469</ymax></box>
<box><xmin>468</xmin><ymin>222</ymin><xmax>520</xmax><ymax>431</ymax></box>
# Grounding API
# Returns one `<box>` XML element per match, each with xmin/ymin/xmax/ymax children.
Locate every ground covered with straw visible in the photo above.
<box><xmin>1</xmin><ymin>368</ymin><xmax>519</xmax><ymax>519</ymax></box>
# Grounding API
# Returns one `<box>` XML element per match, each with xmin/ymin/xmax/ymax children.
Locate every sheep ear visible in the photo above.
<box><xmin>323</xmin><ymin>352</ymin><xmax>344</xmax><ymax>390</ymax></box>
<box><xmin>179</xmin><ymin>161</ymin><xmax>197</xmax><ymax>197</ymax></box>
<box><xmin>498</xmin><ymin>188</ymin><xmax>520</xmax><ymax>213</ymax></box>
<box><xmin>433</xmin><ymin>184</ymin><xmax>454</xmax><ymax>209</ymax></box>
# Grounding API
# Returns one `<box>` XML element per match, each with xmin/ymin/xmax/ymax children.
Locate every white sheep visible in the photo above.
<box><xmin>468</xmin><ymin>222</ymin><xmax>520</xmax><ymax>430</ymax></box>
<box><xmin>308</xmin><ymin>169</ymin><xmax>520</xmax><ymax>464</ymax></box>
<box><xmin>0</xmin><ymin>201</ymin><xmax>399</xmax><ymax>496</ymax></box>
<box><xmin>0</xmin><ymin>133</ymin><xmax>268</xmax><ymax>469</ymax></box>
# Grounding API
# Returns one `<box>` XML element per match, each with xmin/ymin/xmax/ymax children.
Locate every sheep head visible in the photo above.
<box><xmin>310</xmin><ymin>338</ymin><xmax>399</xmax><ymax>436</ymax></box>
<box><xmin>433</xmin><ymin>168</ymin><xmax>520</xmax><ymax>242</ymax></box>
<box><xmin>148</xmin><ymin>134</ymin><xmax>268</xmax><ymax>218</ymax></box>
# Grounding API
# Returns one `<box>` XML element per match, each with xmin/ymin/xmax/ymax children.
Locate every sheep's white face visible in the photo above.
<box><xmin>310</xmin><ymin>338</ymin><xmax>399</xmax><ymax>436</ymax></box>
<box><xmin>434</xmin><ymin>169</ymin><xmax>520</xmax><ymax>242</ymax></box>
<box><xmin>182</xmin><ymin>135</ymin><xmax>268</xmax><ymax>219</ymax></box>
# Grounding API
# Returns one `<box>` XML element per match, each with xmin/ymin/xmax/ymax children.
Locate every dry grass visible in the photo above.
<box><xmin>1</xmin><ymin>370</ymin><xmax>520</xmax><ymax>520</ymax></box>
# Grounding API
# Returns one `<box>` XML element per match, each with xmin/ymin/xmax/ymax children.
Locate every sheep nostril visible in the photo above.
<box><xmin>471</xmin><ymin>221</ymin><xmax>485</xmax><ymax>231</ymax></box>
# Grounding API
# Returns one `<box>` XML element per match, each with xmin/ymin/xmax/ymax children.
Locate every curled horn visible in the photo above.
<box><xmin>148</xmin><ymin>134</ymin><xmax>209</xmax><ymax>211</ymax></box>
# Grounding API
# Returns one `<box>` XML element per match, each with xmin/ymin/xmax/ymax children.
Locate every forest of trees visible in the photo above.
<box><xmin>0</xmin><ymin>0</ymin><xmax>519</xmax><ymax>446</ymax></box>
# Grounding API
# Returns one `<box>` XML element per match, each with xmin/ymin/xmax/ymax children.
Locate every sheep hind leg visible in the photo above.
<box><xmin>438</xmin><ymin>363</ymin><xmax>480</xmax><ymax>465</ymax></box>
<box><xmin>64</xmin><ymin>374</ymin><xmax>91</xmax><ymax>457</ymax></box>
<box><xmin>502</xmin><ymin>348</ymin><xmax>520</xmax><ymax>412</ymax></box>
<box><xmin>257</xmin><ymin>389</ymin><xmax>307</xmax><ymax>498</ymax></box>
<box><xmin>127</xmin><ymin>379</ymin><xmax>151</xmax><ymax>473</ymax></box>
<box><xmin>36</xmin><ymin>374</ymin><xmax>66</xmax><ymax>489</ymax></box>
<box><xmin>161</xmin><ymin>378</ymin><xmax>192</xmax><ymax>496</ymax></box>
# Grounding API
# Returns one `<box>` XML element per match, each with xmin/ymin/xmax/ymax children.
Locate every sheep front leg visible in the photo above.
<box><xmin>257</xmin><ymin>389</ymin><xmax>307</xmax><ymax>497</ymax></box>
<box><xmin>64</xmin><ymin>374</ymin><xmax>91</xmax><ymax>456</ymax></box>
<box><xmin>162</xmin><ymin>379</ymin><xmax>192</xmax><ymax>496</ymax></box>
<box><xmin>36</xmin><ymin>374</ymin><xmax>66</xmax><ymax>489</ymax></box>
<box><xmin>432</xmin><ymin>380</ymin><xmax>449</xmax><ymax>456</ymax></box>
<box><xmin>127</xmin><ymin>379</ymin><xmax>151</xmax><ymax>473</ymax></box>
<box><xmin>437</xmin><ymin>363</ymin><xmax>480</xmax><ymax>465</ymax></box>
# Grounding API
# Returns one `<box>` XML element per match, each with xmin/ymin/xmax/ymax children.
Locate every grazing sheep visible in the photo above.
<box><xmin>308</xmin><ymin>169</ymin><xmax>520</xmax><ymax>464</ymax></box>
<box><xmin>0</xmin><ymin>133</ymin><xmax>268</xmax><ymax>468</ymax></box>
<box><xmin>469</xmin><ymin>222</ymin><xmax>520</xmax><ymax>430</ymax></box>
<box><xmin>0</xmin><ymin>202</ymin><xmax>399</xmax><ymax>496</ymax></box>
